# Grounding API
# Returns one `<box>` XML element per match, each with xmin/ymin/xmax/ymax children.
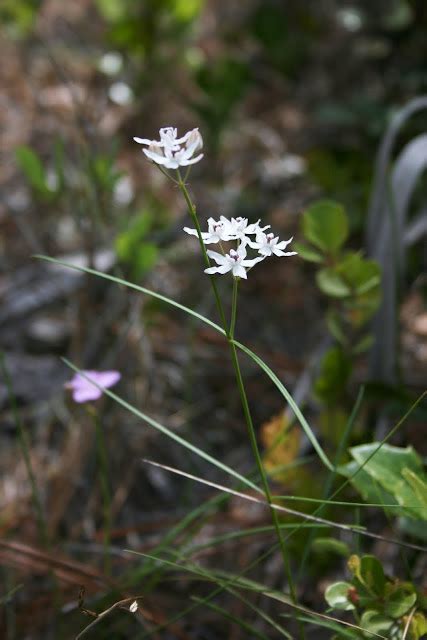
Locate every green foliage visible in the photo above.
<box><xmin>326</xmin><ymin>554</ymin><xmax>427</xmax><ymax>639</ymax></box>
<box><xmin>115</xmin><ymin>211</ymin><xmax>158</xmax><ymax>279</ymax></box>
<box><xmin>15</xmin><ymin>146</ymin><xmax>60</xmax><ymax>202</ymax></box>
<box><xmin>339</xmin><ymin>443</ymin><xmax>427</xmax><ymax>531</ymax></box>
<box><xmin>96</xmin><ymin>0</ymin><xmax>203</xmax><ymax>55</ymax></box>
<box><xmin>0</xmin><ymin>0</ymin><xmax>39</xmax><ymax>38</ymax></box>
<box><xmin>302</xmin><ymin>200</ymin><xmax>349</xmax><ymax>255</ymax></box>
<box><xmin>192</xmin><ymin>57</ymin><xmax>250</xmax><ymax>150</ymax></box>
<box><xmin>314</xmin><ymin>347</ymin><xmax>352</xmax><ymax>406</ymax></box>
<box><xmin>90</xmin><ymin>152</ymin><xmax>123</xmax><ymax>196</ymax></box>
<box><xmin>311</xmin><ymin>537</ymin><xmax>350</xmax><ymax>558</ymax></box>
<box><xmin>298</xmin><ymin>200</ymin><xmax>381</xmax><ymax>436</ymax></box>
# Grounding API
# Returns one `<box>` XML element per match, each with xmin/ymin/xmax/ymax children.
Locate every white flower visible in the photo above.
<box><xmin>205</xmin><ymin>242</ymin><xmax>265</xmax><ymax>279</ymax></box>
<box><xmin>184</xmin><ymin>216</ymin><xmax>270</xmax><ymax>246</ymax></box>
<box><xmin>133</xmin><ymin>127</ymin><xmax>203</xmax><ymax>169</ymax></box>
<box><xmin>248</xmin><ymin>230</ymin><xmax>297</xmax><ymax>257</ymax></box>
<box><xmin>227</xmin><ymin>217</ymin><xmax>270</xmax><ymax>240</ymax></box>
<box><xmin>184</xmin><ymin>216</ymin><xmax>234</xmax><ymax>244</ymax></box>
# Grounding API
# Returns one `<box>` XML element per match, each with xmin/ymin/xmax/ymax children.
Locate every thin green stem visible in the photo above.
<box><xmin>177</xmin><ymin>178</ymin><xmax>302</xmax><ymax>637</ymax></box>
<box><xmin>229</xmin><ymin>277</ymin><xmax>238</xmax><ymax>338</ymax></box>
<box><xmin>227</xmin><ymin>341</ymin><xmax>299</xmax><ymax>607</ymax></box>
<box><xmin>0</xmin><ymin>352</ymin><xmax>48</xmax><ymax>548</ymax></box>
<box><xmin>177</xmin><ymin>172</ymin><xmax>228</xmax><ymax>330</ymax></box>
<box><xmin>88</xmin><ymin>407</ymin><xmax>112</xmax><ymax>576</ymax></box>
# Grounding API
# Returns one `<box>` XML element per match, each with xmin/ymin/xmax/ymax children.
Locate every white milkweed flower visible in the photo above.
<box><xmin>227</xmin><ymin>217</ymin><xmax>270</xmax><ymax>240</ymax></box>
<box><xmin>133</xmin><ymin>126</ymin><xmax>203</xmax><ymax>169</ymax></box>
<box><xmin>205</xmin><ymin>242</ymin><xmax>265</xmax><ymax>279</ymax></box>
<box><xmin>184</xmin><ymin>216</ymin><xmax>269</xmax><ymax>246</ymax></box>
<box><xmin>248</xmin><ymin>230</ymin><xmax>298</xmax><ymax>257</ymax></box>
<box><xmin>184</xmin><ymin>216</ymin><xmax>234</xmax><ymax>244</ymax></box>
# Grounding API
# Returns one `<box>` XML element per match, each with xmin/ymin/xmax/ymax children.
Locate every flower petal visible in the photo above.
<box><xmin>133</xmin><ymin>137</ymin><xmax>153</xmax><ymax>145</ymax></box>
<box><xmin>207</xmin><ymin>250</ymin><xmax>228</xmax><ymax>265</ymax></box>
<box><xmin>204</xmin><ymin>264</ymin><xmax>231</xmax><ymax>275</ymax></box>
<box><xmin>232</xmin><ymin>264</ymin><xmax>247</xmax><ymax>279</ymax></box>
<box><xmin>73</xmin><ymin>386</ymin><xmax>103</xmax><ymax>403</ymax></box>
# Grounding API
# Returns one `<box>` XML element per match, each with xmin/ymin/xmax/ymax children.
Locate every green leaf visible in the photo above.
<box><xmin>338</xmin><ymin>461</ymin><xmax>401</xmax><ymax>517</ymax></box>
<box><xmin>349</xmin><ymin>443</ymin><xmax>423</xmax><ymax>496</ymax></box>
<box><xmin>344</xmin><ymin>444</ymin><xmax>427</xmax><ymax>521</ymax></box>
<box><xmin>411</xmin><ymin>612</ymin><xmax>427</xmax><ymax>639</ymax></box>
<box><xmin>311</xmin><ymin>537</ymin><xmax>350</xmax><ymax>558</ymax></box>
<box><xmin>302</xmin><ymin>200</ymin><xmax>349</xmax><ymax>254</ymax></box>
<box><xmin>293</xmin><ymin>242</ymin><xmax>324</xmax><ymax>263</ymax></box>
<box><xmin>360</xmin><ymin>610</ymin><xmax>393</xmax><ymax>636</ymax></box>
<box><xmin>401</xmin><ymin>468</ymin><xmax>427</xmax><ymax>511</ymax></box>
<box><xmin>316</xmin><ymin>268</ymin><xmax>350</xmax><ymax>297</ymax></box>
<box><xmin>15</xmin><ymin>146</ymin><xmax>51</xmax><ymax>197</ymax></box>
<box><xmin>336</xmin><ymin>253</ymin><xmax>381</xmax><ymax>295</ymax></box>
<box><xmin>326</xmin><ymin>310</ymin><xmax>348</xmax><ymax>345</ymax></box>
<box><xmin>384</xmin><ymin>584</ymin><xmax>416</xmax><ymax>618</ymax></box>
<box><xmin>358</xmin><ymin>555</ymin><xmax>386</xmax><ymax>596</ymax></box>
<box><xmin>133</xmin><ymin>243</ymin><xmax>158</xmax><ymax>278</ymax></box>
<box><xmin>325</xmin><ymin>582</ymin><xmax>355</xmax><ymax>611</ymax></box>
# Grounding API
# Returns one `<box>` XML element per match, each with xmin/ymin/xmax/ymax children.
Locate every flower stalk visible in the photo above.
<box><xmin>176</xmin><ymin>175</ymin><xmax>300</xmax><ymax>621</ymax></box>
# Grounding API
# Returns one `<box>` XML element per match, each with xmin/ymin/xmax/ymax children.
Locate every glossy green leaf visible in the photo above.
<box><xmin>338</xmin><ymin>461</ymin><xmax>401</xmax><ymax>518</ymax></box>
<box><xmin>325</xmin><ymin>582</ymin><xmax>355</xmax><ymax>611</ymax></box>
<box><xmin>384</xmin><ymin>584</ymin><xmax>416</xmax><ymax>618</ymax></box>
<box><xmin>302</xmin><ymin>200</ymin><xmax>349</xmax><ymax>253</ymax></box>
<box><xmin>360</xmin><ymin>610</ymin><xmax>393</xmax><ymax>636</ymax></box>
<box><xmin>349</xmin><ymin>443</ymin><xmax>423</xmax><ymax>495</ymax></box>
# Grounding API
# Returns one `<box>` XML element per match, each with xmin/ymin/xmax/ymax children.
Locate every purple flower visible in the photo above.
<box><xmin>65</xmin><ymin>370</ymin><xmax>121</xmax><ymax>404</ymax></box>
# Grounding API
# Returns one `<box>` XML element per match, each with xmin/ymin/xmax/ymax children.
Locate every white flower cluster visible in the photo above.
<box><xmin>184</xmin><ymin>216</ymin><xmax>297</xmax><ymax>279</ymax></box>
<box><xmin>133</xmin><ymin>127</ymin><xmax>203</xmax><ymax>169</ymax></box>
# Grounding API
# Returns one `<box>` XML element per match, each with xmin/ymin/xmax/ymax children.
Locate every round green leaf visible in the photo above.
<box><xmin>302</xmin><ymin>200</ymin><xmax>349</xmax><ymax>253</ymax></box>
<box><xmin>325</xmin><ymin>582</ymin><xmax>355</xmax><ymax>611</ymax></box>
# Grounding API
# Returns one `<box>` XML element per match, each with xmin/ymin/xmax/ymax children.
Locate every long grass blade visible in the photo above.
<box><xmin>141</xmin><ymin>458</ymin><xmax>427</xmax><ymax>553</ymax></box>
<box><xmin>62</xmin><ymin>359</ymin><xmax>261</xmax><ymax>494</ymax></box>
<box><xmin>37</xmin><ymin>257</ymin><xmax>331</xmax><ymax>471</ymax></box>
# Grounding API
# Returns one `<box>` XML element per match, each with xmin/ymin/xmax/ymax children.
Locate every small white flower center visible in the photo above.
<box><xmin>266</xmin><ymin>233</ymin><xmax>274</xmax><ymax>243</ymax></box>
<box><xmin>229</xmin><ymin>250</ymin><xmax>239</xmax><ymax>262</ymax></box>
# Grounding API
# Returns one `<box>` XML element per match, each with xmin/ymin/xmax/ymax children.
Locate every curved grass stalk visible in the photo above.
<box><xmin>62</xmin><ymin>361</ymin><xmax>261</xmax><ymax>494</ymax></box>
